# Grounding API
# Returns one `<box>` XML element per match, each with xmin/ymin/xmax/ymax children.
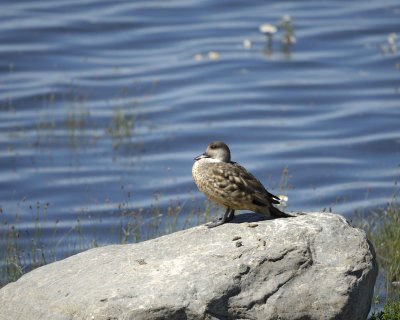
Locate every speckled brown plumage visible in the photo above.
<box><xmin>192</xmin><ymin>141</ymin><xmax>291</xmax><ymax>227</ymax></box>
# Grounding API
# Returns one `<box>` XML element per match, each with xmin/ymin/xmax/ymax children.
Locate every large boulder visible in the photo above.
<box><xmin>0</xmin><ymin>212</ymin><xmax>377</xmax><ymax>320</ymax></box>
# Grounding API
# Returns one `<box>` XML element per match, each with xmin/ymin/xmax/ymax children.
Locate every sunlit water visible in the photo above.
<box><xmin>1</xmin><ymin>0</ymin><xmax>399</xmax><ymax>291</ymax></box>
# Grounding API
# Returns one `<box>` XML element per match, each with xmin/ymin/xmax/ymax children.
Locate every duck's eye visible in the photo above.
<box><xmin>210</xmin><ymin>144</ymin><xmax>216</xmax><ymax>149</ymax></box>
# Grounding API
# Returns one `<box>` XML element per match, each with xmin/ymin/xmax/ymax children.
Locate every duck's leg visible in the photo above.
<box><xmin>227</xmin><ymin>209</ymin><xmax>235</xmax><ymax>221</ymax></box>
<box><xmin>206</xmin><ymin>208</ymin><xmax>235</xmax><ymax>228</ymax></box>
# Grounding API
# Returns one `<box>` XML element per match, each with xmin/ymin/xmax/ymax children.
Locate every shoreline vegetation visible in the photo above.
<box><xmin>1</xmin><ymin>196</ymin><xmax>399</xmax><ymax>318</ymax></box>
<box><xmin>353</xmin><ymin>196</ymin><xmax>400</xmax><ymax>319</ymax></box>
<box><xmin>0</xmin><ymin>198</ymin><xmax>221</xmax><ymax>287</ymax></box>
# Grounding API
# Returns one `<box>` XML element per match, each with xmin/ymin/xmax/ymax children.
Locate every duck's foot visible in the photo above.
<box><xmin>206</xmin><ymin>209</ymin><xmax>235</xmax><ymax>228</ymax></box>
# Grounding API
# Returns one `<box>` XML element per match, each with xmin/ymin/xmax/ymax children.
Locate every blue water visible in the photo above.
<box><xmin>1</xmin><ymin>0</ymin><xmax>399</xmax><ymax>287</ymax></box>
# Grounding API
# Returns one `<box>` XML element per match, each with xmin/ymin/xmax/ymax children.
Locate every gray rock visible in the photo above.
<box><xmin>0</xmin><ymin>212</ymin><xmax>377</xmax><ymax>320</ymax></box>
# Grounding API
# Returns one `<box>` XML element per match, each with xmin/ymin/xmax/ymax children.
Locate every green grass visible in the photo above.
<box><xmin>358</xmin><ymin>202</ymin><xmax>400</xmax><ymax>295</ymax></box>
<box><xmin>0</xmin><ymin>199</ymin><xmax>219</xmax><ymax>288</ymax></box>
<box><xmin>2</xmin><ymin>186</ymin><xmax>399</xmax><ymax>320</ymax></box>
<box><xmin>107</xmin><ymin>108</ymin><xmax>136</xmax><ymax>148</ymax></box>
<box><xmin>371</xmin><ymin>204</ymin><xmax>400</xmax><ymax>289</ymax></box>
<box><xmin>354</xmin><ymin>198</ymin><xmax>400</xmax><ymax>319</ymax></box>
<box><xmin>369</xmin><ymin>299</ymin><xmax>400</xmax><ymax>320</ymax></box>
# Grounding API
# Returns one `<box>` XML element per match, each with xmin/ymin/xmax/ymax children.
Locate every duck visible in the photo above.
<box><xmin>192</xmin><ymin>141</ymin><xmax>292</xmax><ymax>227</ymax></box>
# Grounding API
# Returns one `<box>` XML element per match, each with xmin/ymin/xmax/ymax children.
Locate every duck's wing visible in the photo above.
<box><xmin>211</xmin><ymin>162</ymin><xmax>280</xmax><ymax>206</ymax></box>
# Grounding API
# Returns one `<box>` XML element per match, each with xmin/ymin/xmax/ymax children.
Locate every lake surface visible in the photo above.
<box><xmin>1</xmin><ymin>0</ymin><xmax>399</xmax><ymax>284</ymax></box>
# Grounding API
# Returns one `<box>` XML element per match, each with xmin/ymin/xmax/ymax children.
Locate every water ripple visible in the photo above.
<box><xmin>1</xmin><ymin>0</ymin><xmax>399</xmax><ymax>271</ymax></box>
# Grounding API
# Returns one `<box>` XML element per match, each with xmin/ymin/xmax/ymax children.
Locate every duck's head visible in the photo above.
<box><xmin>194</xmin><ymin>141</ymin><xmax>231</xmax><ymax>163</ymax></box>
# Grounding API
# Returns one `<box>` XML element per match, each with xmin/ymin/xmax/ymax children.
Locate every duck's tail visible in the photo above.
<box><xmin>268</xmin><ymin>205</ymin><xmax>294</xmax><ymax>218</ymax></box>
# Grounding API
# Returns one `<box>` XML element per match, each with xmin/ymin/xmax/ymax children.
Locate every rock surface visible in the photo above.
<box><xmin>0</xmin><ymin>212</ymin><xmax>377</xmax><ymax>320</ymax></box>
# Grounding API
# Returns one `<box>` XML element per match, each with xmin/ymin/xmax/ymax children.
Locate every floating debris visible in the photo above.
<box><xmin>243</xmin><ymin>39</ymin><xmax>252</xmax><ymax>49</ymax></box>
<box><xmin>378</xmin><ymin>33</ymin><xmax>398</xmax><ymax>56</ymax></box>
<box><xmin>267</xmin><ymin>15</ymin><xmax>297</xmax><ymax>58</ymax></box>
<box><xmin>259</xmin><ymin>23</ymin><xmax>277</xmax><ymax>35</ymax></box>
<box><xmin>280</xmin><ymin>16</ymin><xmax>296</xmax><ymax>43</ymax></box>
<box><xmin>388</xmin><ymin>33</ymin><xmax>397</xmax><ymax>54</ymax></box>
<box><xmin>388</xmin><ymin>33</ymin><xmax>397</xmax><ymax>46</ymax></box>
<box><xmin>279</xmin><ymin>15</ymin><xmax>297</xmax><ymax>45</ymax></box>
<box><xmin>282</xmin><ymin>35</ymin><xmax>297</xmax><ymax>45</ymax></box>
<box><xmin>259</xmin><ymin>23</ymin><xmax>277</xmax><ymax>56</ymax></box>
<box><xmin>208</xmin><ymin>51</ymin><xmax>220</xmax><ymax>60</ymax></box>
<box><xmin>194</xmin><ymin>51</ymin><xmax>221</xmax><ymax>62</ymax></box>
<box><xmin>259</xmin><ymin>17</ymin><xmax>297</xmax><ymax>58</ymax></box>
<box><xmin>194</xmin><ymin>53</ymin><xmax>204</xmax><ymax>61</ymax></box>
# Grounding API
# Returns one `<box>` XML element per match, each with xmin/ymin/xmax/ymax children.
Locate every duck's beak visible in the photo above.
<box><xmin>194</xmin><ymin>153</ymin><xmax>209</xmax><ymax>161</ymax></box>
